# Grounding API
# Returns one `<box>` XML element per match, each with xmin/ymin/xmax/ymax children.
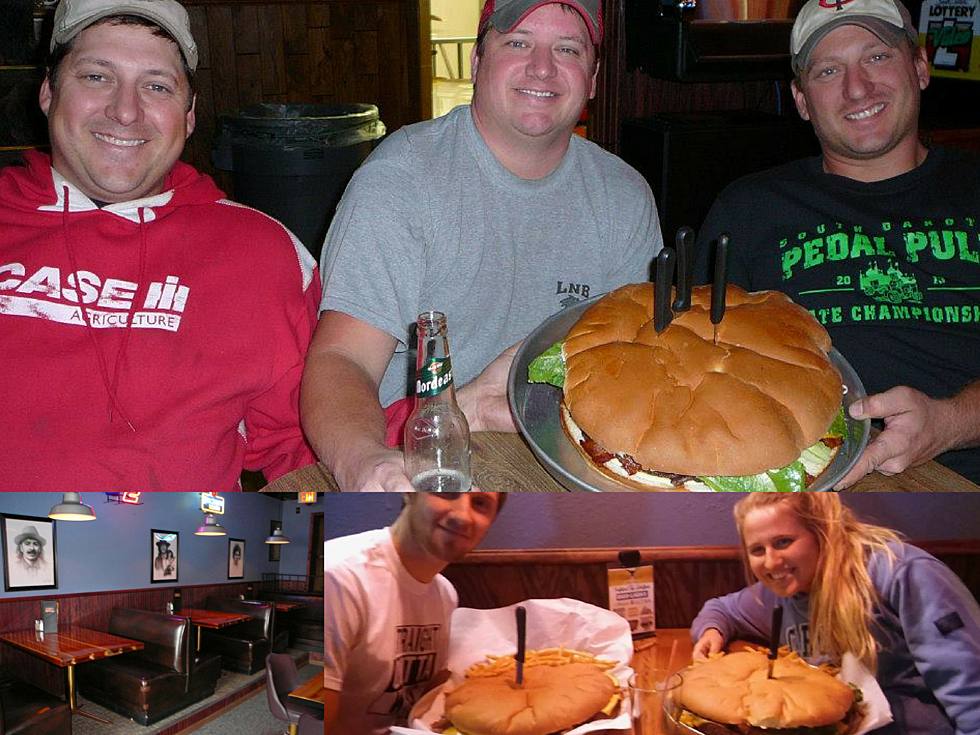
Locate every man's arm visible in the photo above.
<box><xmin>836</xmin><ymin>379</ymin><xmax>980</xmax><ymax>488</ymax></box>
<box><xmin>300</xmin><ymin>311</ymin><xmax>413</xmax><ymax>493</ymax></box>
<box><xmin>456</xmin><ymin>341</ymin><xmax>522</xmax><ymax>433</ymax></box>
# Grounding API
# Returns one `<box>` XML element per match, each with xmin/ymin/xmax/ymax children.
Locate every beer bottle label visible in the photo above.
<box><xmin>415</xmin><ymin>357</ymin><xmax>453</xmax><ymax>398</ymax></box>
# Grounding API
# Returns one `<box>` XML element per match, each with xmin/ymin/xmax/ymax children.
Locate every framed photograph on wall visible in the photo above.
<box><xmin>151</xmin><ymin>530</ymin><xmax>179</xmax><ymax>583</ymax></box>
<box><xmin>228</xmin><ymin>538</ymin><xmax>245</xmax><ymax>579</ymax></box>
<box><xmin>1</xmin><ymin>513</ymin><xmax>58</xmax><ymax>592</ymax></box>
<box><xmin>268</xmin><ymin>520</ymin><xmax>282</xmax><ymax>562</ymax></box>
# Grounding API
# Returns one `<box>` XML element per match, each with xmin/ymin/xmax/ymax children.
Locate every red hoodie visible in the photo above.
<box><xmin>0</xmin><ymin>151</ymin><xmax>321</xmax><ymax>490</ymax></box>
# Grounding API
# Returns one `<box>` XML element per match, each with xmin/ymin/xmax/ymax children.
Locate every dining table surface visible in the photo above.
<box><xmin>0</xmin><ymin>625</ymin><xmax>144</xmax><ymax>667</ymax></box>
<box><xmin>178</xmin><ymin>608</ymin><xmax>250</xmax><ymax>628</ymax></box>
<box><xmin>288</xmin><ymin>673</ymin><xmax>325</xmax><ymax>706</ymax></box>
<box><xmin>272</xmin><ymin>601</ymin><xmax>306</xmax><ymax>613</ymax></box>
<box><xmin>264</xmin><ymin>430</ymin><xmax>980</xmax><ymax>493</ymax></box>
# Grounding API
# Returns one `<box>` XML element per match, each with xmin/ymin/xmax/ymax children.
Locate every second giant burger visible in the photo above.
<box><xmin>676</xmin><ymin>650</ymin><xmax>861</xmax><ymax>735</ymax></box>
<box><xmin>528</xmin><ymin>283</ymin><xmax>847</xmax><ymax>491</ymax></box>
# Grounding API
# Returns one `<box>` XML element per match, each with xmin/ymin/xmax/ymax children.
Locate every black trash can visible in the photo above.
<box><xmin>212</xmin><ymin>103</ymin><xmax>386</xmax><ymax>259</ymax></box>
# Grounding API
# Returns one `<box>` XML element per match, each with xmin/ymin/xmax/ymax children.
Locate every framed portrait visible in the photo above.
<box><xmin>151</xmin><ymin>530</ymin><xmax>179</xmax><ymax>583</ymax></box>
<box><xmin>268</xmin><ymin>520</ymin><xmax>282</xmax><ymax>562</ymax></box>
<box><xmin>228</xmin><ymin>539</ymin><xmax>245</xmax><ymax>579</ymax></box>
<box><xmin>1</xmin><ymin>513</ymin><xmax>58</xmax><ymax>592</ymax></box>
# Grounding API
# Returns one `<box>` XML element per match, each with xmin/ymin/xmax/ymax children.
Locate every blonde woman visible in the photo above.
<box><xmin>691</xmin><ymin>494</ymin><xmax>980</xmax><ymax>735</ymax></box>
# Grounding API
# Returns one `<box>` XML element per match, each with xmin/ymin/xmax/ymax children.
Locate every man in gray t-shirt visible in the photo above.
<box><xmin>301</xmin><ymin>0</ymin><xmax>662</xmax><ymax>493</ymax></box>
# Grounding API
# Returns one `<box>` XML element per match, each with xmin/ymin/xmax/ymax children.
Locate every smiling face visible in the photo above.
<box><xmin>401</xmin><ymin>492</ymin><xmax>498</xmax><ymax>568</ymax></box>
<box><xmin>470</xmin><ymin>3</ymin><xmax>597</xmax><ymax>156</ymax></box>
<box><xmin>39</xmin><ymin>21</ymin><xmax>195</xmax><ymax>203</ymax></box>
<box><xmin>792</xmin><ymin>24</ymin><xmax>928</xmax><ymax>178</ymax></box>
<box><xmin>19</xmin><ymin>538</ymin><xmax>42</xmax><ymax>561</ymax></box>
<box><xmin>741</xmin><ymin>505</ymin><xmax>822</xmax><ymax>597</ymax></box>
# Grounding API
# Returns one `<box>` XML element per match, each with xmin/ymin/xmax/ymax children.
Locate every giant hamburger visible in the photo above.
<box><xmin>676</xmin><ymin>650</ymin><xmax>860</xmax><ymax>735</ymax></box>
<box><xmin>437</xmin><ymin>650</ymin><xmax>622</xmax><ymax>735</ymax></box>
<box><xmin>528</xmin><ymin>283</ymin><xmax>847</xmax><ymax>492</ymax></box>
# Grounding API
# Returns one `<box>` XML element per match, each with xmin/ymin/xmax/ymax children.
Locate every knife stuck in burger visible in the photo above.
<box><xmin>526</xmin><ymin>231</ymin><xmax>850</xmax><ymax>492</ymax></box>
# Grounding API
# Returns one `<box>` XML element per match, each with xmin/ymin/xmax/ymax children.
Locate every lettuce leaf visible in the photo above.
<box><xmin>828</xmin><ymin>405</ymin><xmax>848</xmax><ymax>439</ymax></box>
<box><xmin>527</xmin><ymin>340</ymin><xmax>566</xmax><ymax>388</ymax></box>
<box><xmin>700</xmin><ymin>460</ymin><xmax>807</xmax><ymax>493</ymax></box>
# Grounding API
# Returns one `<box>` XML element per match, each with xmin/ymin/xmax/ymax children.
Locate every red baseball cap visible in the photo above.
<box><xmin>478</xmin><ymin>0</ymin><xmax>602</xmax><ymax>45</ymax></box>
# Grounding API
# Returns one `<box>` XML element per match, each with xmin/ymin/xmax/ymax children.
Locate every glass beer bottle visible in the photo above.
<box><xmin>404</xmin><ymin>311</ymin><xmax>472</xmax><ymax>492</ymax></box>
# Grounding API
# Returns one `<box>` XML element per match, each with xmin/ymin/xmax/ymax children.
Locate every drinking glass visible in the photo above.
<box><xmin>629</xmin><ymin>668</ymin><xmax>683</xmax><ymax>735</ymax></box>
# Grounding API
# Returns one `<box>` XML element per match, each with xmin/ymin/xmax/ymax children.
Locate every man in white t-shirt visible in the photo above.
<box><xmin>322</xmin><ymin>491</ymin><xmax>506</xmax><ymax>735</ymax></box>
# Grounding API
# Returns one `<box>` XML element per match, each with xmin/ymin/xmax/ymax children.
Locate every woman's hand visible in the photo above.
<box><xmin>692</xmin><ymin>628</ymin><xmax>724</xmax><ymax>660</ymax></box>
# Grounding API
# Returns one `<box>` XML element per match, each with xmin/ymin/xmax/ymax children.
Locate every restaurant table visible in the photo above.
<box><xmin>263</xmin><ymin>431</ymin><xmax>980</xmax><ymax>492</ymax></box>
<box><xmin>288</xmin><ymin>673</ymin><xmax>325</xmax><ymax>707</ymax></box>
<box><xmin>178</xmin><ymin>608</ymin><xmax>250</xmax><ymax>651</ymax></box>
<box><xmin>0</xmin><ymin>626</ymin><xmax>144</xmax><ymax>723</ymax></box>
<box><xmin>273</xmin><ymin>601</ymin><xmax>306</xmax><ymax>613</ymax></box>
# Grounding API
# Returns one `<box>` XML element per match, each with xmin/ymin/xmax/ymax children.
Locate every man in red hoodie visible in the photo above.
<box><xmin>0</xmin><ymin>0</ymin><xmax>321</xmax><ymax>490</ymax></box>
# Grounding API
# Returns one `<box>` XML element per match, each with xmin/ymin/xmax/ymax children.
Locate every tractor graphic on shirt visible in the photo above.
<box><xmin>859</xmin><ymin>262</ymin><xmax>923</xmax><ymax>305</ymax></box>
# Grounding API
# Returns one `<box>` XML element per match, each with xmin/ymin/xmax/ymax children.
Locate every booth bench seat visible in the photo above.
<box><xmin>199</xmin><ymin>598</ymin><xmax>273</xmax><ymax>675</ymax></box>
<box><xmin>0</xmin><ymin>676</ymin><xmax>71</xmax><ymax>735</ymax></box>
<box><xmin>257</xmin><ymin>592</ymin><xmax>323</xmax><ymax>652</ymax></box>
<box><xmin>75</xmin><ymin>608</ymin><xmax>221</xmax><ymax>726</ymax></box>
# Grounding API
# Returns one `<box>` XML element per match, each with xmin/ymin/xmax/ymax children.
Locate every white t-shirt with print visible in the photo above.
<box><xmin>324</xmin><ymin>527</ymin><xmax>457</xmax><ymax>735</ymax></box>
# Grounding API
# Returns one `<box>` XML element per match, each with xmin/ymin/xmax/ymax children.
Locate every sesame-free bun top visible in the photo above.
<box><xmin>677</xmin><ymin>650</ymin><xmax>855</xmax><ymax>729</ymax></box>
<box><xmin>444</xmin><ymin>662</ymin><xmax>617</xmax><ymax>735</ymax></box>
<box><xmin>563</xmin><ymin>283</ymin><xmax>842</xmax><ymax>476</ymax></box>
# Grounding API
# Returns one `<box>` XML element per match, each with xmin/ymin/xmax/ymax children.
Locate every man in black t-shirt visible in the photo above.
<box><xmin>696</xmin><ymin>0</ymin><xmax>980</xmax><ymax>486</ymax></box>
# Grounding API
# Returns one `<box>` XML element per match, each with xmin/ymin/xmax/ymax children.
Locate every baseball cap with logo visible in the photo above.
<box><xmin>791</xmin><ymin>0</ymin><xmax>917</xmax><ymax>74</ymax></box>
<box><xmin>478</xmin><ymin>0</ymin><xmax>603</xmax><ymax>45</ymax></box>
<box><xmin>51</xmin><ymin>0</ymin><xmax>199</xmax><ymax>71</ymax></box>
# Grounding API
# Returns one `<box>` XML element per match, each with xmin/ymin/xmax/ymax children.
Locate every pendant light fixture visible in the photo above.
<box><xmin>265</xmin><ymin>527</ymin><xmax>290</xmax><ymax>544</ymax></box>
<box><xmin>48</xmin><ymin>492</ymin><xmax>97</xmax><ymax>521</ymax></box>
<box><xmin>194</xmin><ymin>514</ymin><xmax>227</xmax><ymax>536</ymax></box>
<box><xmin>265</xmin><ymin>497</ymin><xmax>291</xmax><ymax>544</ymax></box>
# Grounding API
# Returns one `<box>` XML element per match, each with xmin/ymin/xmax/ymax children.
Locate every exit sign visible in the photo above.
<box><xmin>299</xmin><ymin>492</ymin><xmax>317</xmax><ymax>504</ymax></box>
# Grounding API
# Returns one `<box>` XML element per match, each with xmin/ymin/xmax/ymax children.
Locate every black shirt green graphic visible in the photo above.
<box><xmin>695</xmin><ymin>147</ymin><xmax>980</xmax><ymax>483</ymax></box>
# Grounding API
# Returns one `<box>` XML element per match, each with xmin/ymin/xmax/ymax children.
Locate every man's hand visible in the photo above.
<box><xmin>457</xmin><ymin>341</ymin><xmax>522</xmax><ymax>433</ymax></box>
<box><xmin>337</xmin><ymin>447</ymin><xmax>415</xmax><ymax>493</ymax></box>
<box><xmin>835</xmin><ymin>386</ymin><xmax>956</xmax><ymax>489</ymax></box>
<box><xmin>692</xmin><ymin>628</ymin><xmax>724</xmax><ymax>660</ymax></box>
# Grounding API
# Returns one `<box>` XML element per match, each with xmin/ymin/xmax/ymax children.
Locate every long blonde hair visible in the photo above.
<box><xmin>733</xmin><ymin>494</ymin><xmax>902</xmax><ymax>672</ymax></box>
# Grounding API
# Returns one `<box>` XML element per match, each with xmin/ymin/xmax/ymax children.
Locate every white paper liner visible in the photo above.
<box><xmin>392</xmin><ymin>597</ymin><xmax>634</xmax><ymax>734</ymax></box>
<box><xmin>840</xmin><ymin>652</ymin><xmax>894</xmax><ymax>735</ymax></box>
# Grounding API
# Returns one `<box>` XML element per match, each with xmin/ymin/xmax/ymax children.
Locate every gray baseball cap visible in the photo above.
<box><xmin>478</xmin><ymin>0</ymin><xmax>603</xmax><ymax>45</ymax></box>
<box><xmin>791</xmin><ymin>0</ymin><xmax>916</xmax><ymax>74</ymax></box>
<box><xmin>51</xmin><ymin>0</ymin><xmax>199</xmax><ymax>71</ymax></box>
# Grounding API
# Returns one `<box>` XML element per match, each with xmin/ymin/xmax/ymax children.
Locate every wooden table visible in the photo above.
<box><xmin>273</xmin><ymin>601</ymin><xmax>306</xmax><ymax>613</ymax></box>
<box><xmin>263</xmin><ymin>431</ymin><xmax>980</xmax><ymax>492</ymax></box>
<box><xmin>179</xmin><ymin>608</ymin><xmax>250</xmax><ymax>651</ymax></box>
<box><xmin>288</xmin><ymin>673</ymin><xmax>325</xmax><ymax>707</ymax></box>
<box><xmin>0</xmin><ymin>626</ymin><xmax>144</xmax><ymax>723</ymax></box>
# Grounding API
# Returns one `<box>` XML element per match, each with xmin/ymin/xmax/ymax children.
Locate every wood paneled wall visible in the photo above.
<box><xmin>0</xmin><ymin>581</ymin><xmax>255</xmax><ymax>697</ymax></box>
<box><xmin>592</xmin><ymin>0</ymin><xmax>783</xmax><ymax>154</ymax></box>
<box><xmin>179</xmin><ymin>0</ymin><xmax>428</xmax><ymax>186</ymax></box>
<box><xmin>443</xmin><ymin>541</ymin><xmax>980</xmax><ymax>630</ymax></box>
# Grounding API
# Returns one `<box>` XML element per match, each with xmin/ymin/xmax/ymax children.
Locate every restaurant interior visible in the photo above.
<box><xmin>0</xmin><ymin>492</ymin><xmax>324</xmax><ymax>735</ymax></box>
<box><xmin>324</xmin><ymin>492</ymin><xmax>980</xmax><ymax>733</ymax></box>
